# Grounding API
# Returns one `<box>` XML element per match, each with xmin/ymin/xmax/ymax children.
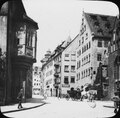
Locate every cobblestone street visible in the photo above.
<box><xmin>2</xmin><ymin>97</ymin><xmax>116</xmax><ymax>118</ymax></box>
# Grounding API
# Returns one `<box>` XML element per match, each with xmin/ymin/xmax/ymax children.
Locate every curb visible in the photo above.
<box><xmin>1</xmin><ymin>103</ymin><xmax>46</xmax><ymax>114</ymax></box>
<box><xmin>103</xmin><ymin>105</ymin><xmax>114</xmax><ymax>108</ymax></box>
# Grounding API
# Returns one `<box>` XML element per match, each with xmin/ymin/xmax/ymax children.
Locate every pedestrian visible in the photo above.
<box><xmin>17</xmin><ymin>88</ymin><xmax>24</xmax><ymax>109</ymax></box>
<box><xmin>112</xmin><ymin>91</ymin><xmax>120</xmax><ymax>113</ymax></box>
<box><xmin>76</xmin><ymin>88</ymin><xmax>81</xmax><ymax>100</ymax></box>
<box><xmin>58</xmin><ymin>88</ymin><xmax>61</xmax><ymax>99</ymax></box>
<box><xmin>80</xmin><ymin>86</ymin><xmax>84</xmax><ymax>101</ymax></box>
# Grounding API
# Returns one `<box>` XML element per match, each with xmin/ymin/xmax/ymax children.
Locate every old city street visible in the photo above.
<box><xmin>2</xmin><ymin>97</ymin><xmax>116</xmax><ymax>118</ymax></box>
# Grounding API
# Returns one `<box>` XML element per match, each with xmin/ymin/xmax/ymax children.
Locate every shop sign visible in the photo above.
<box><xmin>62</xmin><ymin>84</ymin><xmax>70</xmax><ymax>88</ymax></box>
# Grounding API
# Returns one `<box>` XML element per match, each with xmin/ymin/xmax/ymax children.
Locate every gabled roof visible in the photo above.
<box><xmin>84</xmin><ymin>12</ymin><xmax>116</xmax><ymax>38</ymax></box>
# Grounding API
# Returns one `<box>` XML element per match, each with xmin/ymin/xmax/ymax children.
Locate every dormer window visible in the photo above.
<box><xmin>105</xmin><ymin>22</ymin><xmax>110</xmax><ymax>29</ymax></box>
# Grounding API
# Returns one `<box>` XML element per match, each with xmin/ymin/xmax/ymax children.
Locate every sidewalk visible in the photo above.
<box><xmin>95</xmin><ymin>100</ymin><xmax>114</xmax><ymax>108</ymax></box>
<box><xmin>1</xmin><ymin>97</ymin><xmax>46</xmax><ymax>114</ymax></box>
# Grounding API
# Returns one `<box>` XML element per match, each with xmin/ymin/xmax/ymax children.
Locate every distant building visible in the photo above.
<box><xmin>41</xmin><ymin>50</ymin><xmax>55</xmax><ymax>97</ymax></box>
<box><xmin>41</xmin><ymin>35</ymin><xmax>79</xmax><ymax>96</ymax></box>
<box><xmin>32</xmin><ymin>66</ymin><xmax>42</xmax><ymax>98</ymax></box>
<box><xmin>76</xmin><ymin>11</ymin><xmax>116</xmax><ymax>98</ymax></box>
<box><xmin>61</xmin><ymin>35</ymin><xmax>78</xmax><ymax>94</ymax></box>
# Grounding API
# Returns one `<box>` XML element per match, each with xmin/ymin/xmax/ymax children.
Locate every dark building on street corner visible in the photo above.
<box><xmin>107</xmin><ymin>16</ymin><xmax>120</xmax><ymax>99</ymax></box>
<box><xmin>0</xmin><ymin>0</ymin><xmax>38</xmax><ymax>105</ymax></box>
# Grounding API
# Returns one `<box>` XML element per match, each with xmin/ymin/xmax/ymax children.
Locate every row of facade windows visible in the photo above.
<box><xmin>76</xmin><ymin>67</ymin><xmax>92</xmax><ymax>80</ymax></box>
<box><xmin>82</xmin><ymin>41</ymin><xmax>91</xmax><ymax>54</ymax></box>
<box><xmin>64</xmin><ymin>65</ymin><xmax>75</xmax><ymax>72</ymax></box>
<box><xmin>79</xmin><ymin>32</ymin><xmax>88</xmax><ymax>46</ymax></box>
<box><xmin>34</xmin><ymin>79</ymin><xmax>40</xmax><ymax>82</ymax></box>
<box><xmin>34</xmin><ymin>83</ymin><xmax>41</xmax><ymax>86</ymax></box>
<box><xmin>77</xmin><ymin>53</ymin><xmax>91</xmax><ymax>69</ymax></box>
<box><xmin>64</xmin><ymin>53</ymin><xmax>76</xmax><ymax>61</ymax></box>
<box><xmin>80</xmin><ymin>18</ymin><xmax>86</xmax><ymax>36</ymax></box>
<box><xmin>109</xmin><ymin>43</ymin><xmax>119</xmax><ymax>54</ymax></box>
<box><xmin>77</xmin><ymin>41</ymin><xmax>91</xmax><ymax>57</ymax></box>
<box><xmin>64</xmin><ymin>76</ymin><xmax>75</xmax><ymax>84</ymax></box>
<box><xmin>98</xmin><ymin>40</ymin><xmax>108</xmax><ymax>47</ymax></box>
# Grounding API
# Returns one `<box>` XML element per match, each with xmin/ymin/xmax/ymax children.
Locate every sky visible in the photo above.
<box><xmin>22</xmin><ymin>0</ymin><xmax>119</xmax><ymax>67</ymax></box>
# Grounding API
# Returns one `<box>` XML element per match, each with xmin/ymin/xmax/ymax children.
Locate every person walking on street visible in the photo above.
<box><xmin>17</xmin><ymin>88</ymin><xmax>24</xmax><ymax>109</ymax></box>
<box><xmin>112</xmin><ymin>91</ymin><xmax>120</xmax><ymax>114</ymax></box>
<box><xmin>58</xmin><ymin>88</ymin><xmax>61</xmax><ymax>99</ymax></box>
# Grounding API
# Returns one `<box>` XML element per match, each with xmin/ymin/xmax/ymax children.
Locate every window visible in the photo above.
<box><xmin>77</xmin><ymin>74</ymin><xmax>79</xmax><ymax>81</ymax></box>
<box><xmin>71</xmin><ymin>76</ymin><xmax>75</xmax><ymax>83</ymax></box>
<box><xmin>86</xmin><ymin>55</ymin><xmax>88</xmax><ymax>63</ymax></box>
<box><xmin>64</xmin><ymin>65</ymin><xmax>69</xmax><ymax>72</ymax></box>
<box><xmin>86</xmin><ymin>43</ymin><xmax>88</xmax><ymax>50</ymax></box>
<box><xmin>81</xmin><ymin>71</ymin><xmax>83</xmax><ymax>79</ymax></box>
<box><xmin>64</xmin><ymin>54</ymin><xmax>69</xmax><ymax>61</ymax></box>
<box><xmin>84</xmin><ymin>70</ymin><xmax>85</xmax><ymax>78</ymax></box>
<box><xmin>82</xmin><ymin>37</ymin><xmax>84</xmax><ymax>44</ymax></box>
<box><xmin>86</xmin><ymin>69</ymin><xmax>88</xmax><ymax>77</ymax></box>
<box><xmin>64</xmin><ymin>76</ymin><xmax>69</xmax><ymax>84</ymax></box>
<box><xmin>77</xmin><ymin>62</ymin><xmax>79</xmax><ymax>69</ymax></box>
<box><xmin>79</xmin><ymin>73</ymin><xmax>80</xmax><ymax>79</ymax></box>
<box><xmin>17</xmin><ymin>38</ymin><xmax>20</xmax><ymax>45</ymax></box>
<box><xmin>79</xmin><ymin>60</ymin><xmax>81</xmax><ymax>68</ymax></box>
<box><xmin>97</xmin><ymin>53</ymin><xmax>102</xmax><ymax>61</ymax></box>
<box><xmin>82</xmin><ymin>47</ymin><xmax>84</xmax><ymax>53</ymax></box>
<box><xmin>89</xmin><ymin>41</ymin><xmax>91</xmax><ymax>48</ymax></box>
<box><xmin>98</xmin><ymin>40</ymin><xmax>102</xmax><ymax>47</ymax></box>
<box><xmin>71</xmin><ymin>54</ymin><xmax>76</xmax><ymax>61</ymax></box>
<box><xmin>88</xmin><ymin>54</ymin><xmax>91</xmax><ymax>62</ymax></box>
<box><xmin>65</xmin><ymin>54</ymin><xmax>69</xmax><ymax>57</ymax></box>
<box><xmin>79</xmin><ymin>40</ymin><xmax>81</xmax><ymax>46</ymax></box>
<box><xmin>89</xmin><ymin>68</ymin><xmax>91</xmax><ymax>76</ymax></box>
<box><xmin>104</xmin><ymin>41</ymin><xmax>108</xmax><ymax>47</ymax></box>
<box><xmin>86</xmin><ymin>33</ymin><xmax>88</xmax><ymax>40</ymax></box>
<box><xmin>84</xmin><ymin>25</ymin><xmax>86</xmax><ymax>32</ymax></box>
<box><xmin>71</xmin><ymin>66</ymin><xmax>75</xmax><ymax>72</ymax></box>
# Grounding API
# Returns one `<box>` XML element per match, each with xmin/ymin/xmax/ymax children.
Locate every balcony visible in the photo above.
<box><xmin>54</xmin><ymin>73</ymin><xmax>59</xmax><ymax>78</ymax></box>
<box><xmin>54</xmin><ymin>62</ymin><xmax>59</xmax><ymax>67</ymax></box>
<box><xmin>54</xmin><ymin>78</ymin><xmax>61</xmax><ymax>84</ymax></box>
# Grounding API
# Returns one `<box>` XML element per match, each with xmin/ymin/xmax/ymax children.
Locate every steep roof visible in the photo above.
<box><xmin>84</xmin><ymin>12</ymin><xmax>116</xmax><ymax>38</ymax></box>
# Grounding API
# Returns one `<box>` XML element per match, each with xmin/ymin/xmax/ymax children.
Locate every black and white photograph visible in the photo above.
<box><xmin>0</xmin><ymin>0</ymin><xmax>120</xmax><ymax>118</ymax></box>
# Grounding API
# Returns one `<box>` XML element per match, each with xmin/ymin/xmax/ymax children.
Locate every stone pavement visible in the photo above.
<box><xmin>0</xmin><ymin>97</ymin><xmax>115</xmax><ymax>114</ymax></box>
<box><xmin>0</xmin><ymin>97</ymin><xmax>46</xmax><ymax>114</ymax></box>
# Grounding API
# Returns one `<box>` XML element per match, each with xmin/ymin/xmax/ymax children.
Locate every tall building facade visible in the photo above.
<box><xmin>41</xmin><ymin>36</ymin><xmax>79</xmax><ymax>96</ymax></box>
<box><xmin>60</xmin><ymin>35</ymin><xmax>78</xmax><ymax>94</ymax></box>
<box><xmin>32</xmin><ymin>66</ymin><xmax>42</xmax><ymax>98</ymax></box>
<box><xmin>108</xmin><ymin>16</ymin><xmax>120</xmax><ymax>99</ymax></box>
<box><xmin>0</xmin><ymin>0</ymin><xmax>38</xmax><ymax>105</ymax></box>
<box><xmin>41</xmin><ymin>50</ymin><xmax>55</xmax><ymax>97</ymax></box>
<box><xmin>76</xmin><ymin>12</ymin><xmax>116</xmax><ymax>98</ymax></box>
